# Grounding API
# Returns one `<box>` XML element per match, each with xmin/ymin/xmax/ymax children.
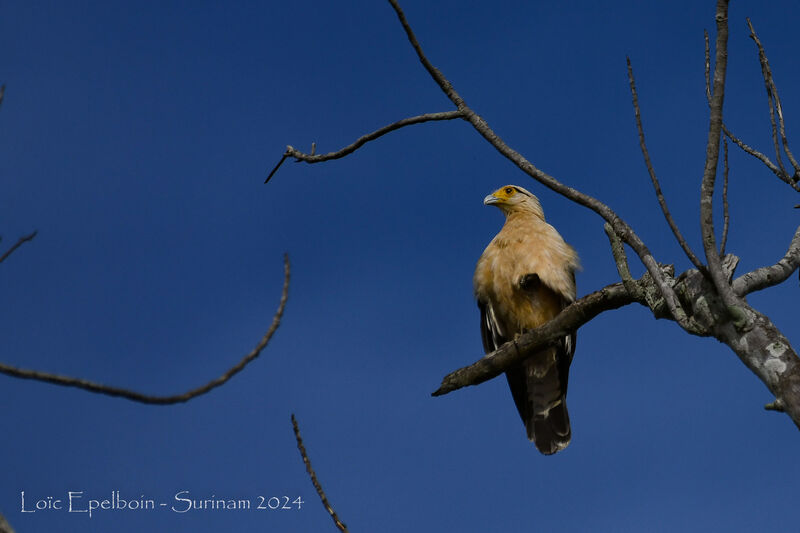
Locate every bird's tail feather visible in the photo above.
<box><xmin>506</xmin><ymin>346</ymin><xmax>571</xmax><ymax>455</ymax></box>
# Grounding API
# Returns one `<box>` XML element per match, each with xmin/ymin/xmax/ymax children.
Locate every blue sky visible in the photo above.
<box><xmin>2</xmin><ymin>1</ymin><xmax>800</xmax><ymax>532</ymax></box>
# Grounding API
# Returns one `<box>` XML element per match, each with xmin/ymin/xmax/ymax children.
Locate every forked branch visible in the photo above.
<box><xmin>433</xmin><ymin>281</ymin><xmax>640</xmax><ymax>396</ymax></box>
<box><xmin>0</xmin><ymin>255</ymin><xmax>290</xmax><ymax>404</ymax></box>
<box><xmin>266</xmin><ymin>111</ymin><xmax>464</xmax><ymax>183</ymax></box>
<box><xmin>707</xmin><ymin>24</ymin><xmax>800</xmax><ymax>192</ymax></box>
<box><xmin>746</xmin><ymin>18</ymin><xmax>800</xmax><ymax>179</ymax></box>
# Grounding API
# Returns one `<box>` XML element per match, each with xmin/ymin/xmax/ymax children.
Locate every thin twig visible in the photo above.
<box><xmin>723</xmin><ymin>125</ymin><xmax>800</xmax><ymax>190</ymax></box>
<box><xmin>747</xmin><ymin>18</ymin><xmax>800</xmax><ymax>177</ymax></box>
<box><xmin>746</xmin><ymin>20</ymin><xmax>787</xmax><ymax>177</ymax></box>
<box><xmin>627</xmin><ymin>58</ymin><xmax>705</xmax><ymax>271</ymax></box>
<box><xmin>265</xmin><ymin>154</ymin><xmax>289</xmax><ymax>184</ymax></box>
<box><xmin>0</xmin><ymin>255</ymin><xmax>290</xmax><ymax>404</ymax></box>
<box><xmin>0</xmin><ymin>231</ymin><xmax>38</xmax><ymax>264</ymax></box>
<box><xmin>291</xmin><ymin>414</ymin><xmax>349</xmax><ymax>533</ymax></box>
<box><xmin>604</xmin><ymin>223</ymin><xmax>644</xmax><ymax>301</ymax></box>
<box><xmin>721</xmin><ymin>136</ymin><xmax>730</xmax><ymax>254</ymax></box>
<box><xmin>708</xmin><ymin>29</ymin><xmax>800</xmax><ymax>192</ymax></box>
<box><xmin>0</xmin><ymin>84</ymin><xmax>5</xmax><ymax>110</ymax></box>
<box><xmin>265</xmin><ymin>111</ymin><xmax>464</xmax><ymax>183</ymax></box>
<box><xmin>699</xmin><ymin>0</ymin><xmax>740</xmax><ymax>312</ymax></box>
<box><xmin>387</xmin><ymin>0</ymin><xmax>465</xmax><ymax>108</ymax></box>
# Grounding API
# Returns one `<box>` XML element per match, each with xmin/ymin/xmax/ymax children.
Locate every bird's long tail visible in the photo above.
<box><xmin>507</xmin><ymin>346</ymin><xmax>571</xmax><ymax>455</ymax></box>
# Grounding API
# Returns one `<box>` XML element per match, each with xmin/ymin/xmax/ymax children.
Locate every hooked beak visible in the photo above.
<box><xmin>483</xmin><ymin>194</ymin><xmax>499</xmax><ymax>206</ymax></box>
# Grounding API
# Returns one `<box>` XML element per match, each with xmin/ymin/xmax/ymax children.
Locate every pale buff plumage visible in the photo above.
<box><xmin>474</xmin><ymin>185</ymin><xmax>579</xmax><ymax>454</ymax></box>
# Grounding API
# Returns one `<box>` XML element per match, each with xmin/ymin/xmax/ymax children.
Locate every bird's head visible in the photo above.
<box><xmin>483</xmin><ymin>185</ymin><xmax>544</xmax><ymax>219</ymax></box>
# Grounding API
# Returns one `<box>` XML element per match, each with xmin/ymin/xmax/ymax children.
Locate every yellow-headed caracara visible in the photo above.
<box><xmin>474</xmin><ymin>185</ymin><xmax>580</xmax><ymax>455</ymax></box>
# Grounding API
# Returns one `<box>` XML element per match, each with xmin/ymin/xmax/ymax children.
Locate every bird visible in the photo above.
<box><xmin>473</xmin><ymin>185</ymin><xmax>580</xmax><ymax>455</ymax></box>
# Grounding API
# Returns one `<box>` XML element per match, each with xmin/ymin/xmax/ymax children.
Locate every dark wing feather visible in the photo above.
<box><xmin>479</xmin><ymin>283</ymin><xmax>577</xmax><ymax>455</ymax></box>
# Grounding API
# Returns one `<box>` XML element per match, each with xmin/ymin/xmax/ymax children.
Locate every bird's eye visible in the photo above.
<box><xmin>504</xmin><ymin>187</ymin><xmax>514</xmax><ymax>195</ymax></box>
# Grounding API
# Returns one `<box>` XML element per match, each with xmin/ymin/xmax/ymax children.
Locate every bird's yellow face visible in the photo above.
<box><xmin>484</xmin><ymin>185</ymin><xmax>522</xmax><ymax>206</ymax></box>
<box><xmin>483</xmin><ymin>184</ymin><xmax>544</xmax><ymax>219</ymax></box>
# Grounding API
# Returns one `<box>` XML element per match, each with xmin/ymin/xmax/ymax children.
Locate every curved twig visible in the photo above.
<box><xmin>732</xmin><ymin>226</ymin><xmax>800</xmax><ymax>296</ymax></box>
<box><xmin>265</xmin><ymin>110</ymin><xmax>464</xmax><ymax>183</ymax></box>
<box><xmin>747</xmin><ymin>18</ymin><xmax>800</xmax><ymax>178</ymax></box>
<box><xmin>0</xmin><ymin>255</ymin><xmax>290</xmax><ymax>404</ymax></box>
<box><xmin>291</xmin><ymin>414</ymin><xmax>349</xmax><ymax>533</ymax></box>
<box><xmin>0</xmin><ymin>231</ymin><xmax>37</xmax><ymax>264</ymax></box>
<box><xmin>627</xmin><ymin>58</ymin><xmax>705</xmax><ymax>271</ymax></box>
<box><xmin>709</xmin><ymin>24</ymin><xmax>800</xmax><ymax>192</ymax></box>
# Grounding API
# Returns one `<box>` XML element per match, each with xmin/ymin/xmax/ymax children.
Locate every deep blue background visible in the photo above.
<box><xmin>2</xmin><ymin>1</ymin><xmax>799</xmax><ymax>531</ymax></box>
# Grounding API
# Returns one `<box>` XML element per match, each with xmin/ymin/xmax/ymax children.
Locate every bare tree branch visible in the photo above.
<box><xmin>603</xmin><ymin>223</ymin><xmax>644</xmax><ymax>301</ymax></box>
<box><xmin>0</xmin><ymin>255</ymin><xmax>290</xmax><ymax>404</ymax></box>
<box><xmin>723</xmin><ymin>125</ymin><xmax>800</xmax><ymax>190</ymax></box>
<box><xmin>699</xmin><ymin>0</ymin><xmax>740</xmax><ymax>313</ymax></box>
<box><xmin>0</xmin><ymin>231</ymin><xmax>37</xmax><ymax>265</ymax></box>
<box><xmin>707</xmin><ymin>28</ymin><xmax>800</xmax><ymax>192</ymax></box>
<box><xmin>732</xmin><ymin>226</ymin><xmax>800</xmax><ymax>296</ymax></box>
<box><xmin>721</xmin><ymin>136</ymin><xmax>730</xmax><ymax>254</ymax></box>
<box><xmin>627</xmin><ymin>58</ymin><xmax>705</xmax><ymax>271</ymax></box>
<box><xmin>747</xmin><ymin>18</ymin><xmax>800</xmax><ymax>179</ymax></box>
<box><xmin>291</xmin><ymin>414</ymin><xmax>349</xmax><ymax>533</ymax></box>
<box><xmin>386</xmin><ymin>0</ymin><xmax>465</xmax><ymax>108</ymax></box>
<box><xmin>265</xmin><ymin>111</ymin><xmax>464</xmax><ymax>183</ymax></box>
<box><xmin>717</xmin><ymin>310</ymin><xmax>800</xmax><ymax>430</ymax></box>
<box><xmin>433</xmin><ymin>281</ymin><xmax>640</xmax><ymax>396</ymax></box>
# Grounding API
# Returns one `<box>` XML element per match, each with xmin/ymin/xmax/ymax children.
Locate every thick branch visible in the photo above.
<box><xmin>716</xmin><ymin>310</ymin><xmax>800</xmax><ymax>429</ymax></box>
<box><xmin>699</xmin><ymin>0</ymin><xmax>739</xmax><ymax>312</ymax></box>
<box><xmin>627</xmin><ymin>58</ymin><xmax>705</xmax><ymax>271</ymax></box>
<box><xmin>0</xmin><ymin>230</ymin><xmax>37</xmax><ymax>264</ymax></box>
<box><xmin>265</xmin><ymin>111</ymin><xmax>464</xmax><ymax>183</ymax></box>
<box><xmin>732</xmin><ymin>226</ymin><xmax>800</xmax><ymax>296</ymax></box>
<box><xmin>0</xmin><ymin>255</ymin><xmax>290</xmax><ymax>404</ymax></box>
<box><xmin>433</xmin><ymin>282</ymin><xmax>637</xmax><ymax>396</ymax></box>
<box><xmin>291</xmin><ymin>414</ymin><xmax>349</xmax><ymax>533</ymax></box>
